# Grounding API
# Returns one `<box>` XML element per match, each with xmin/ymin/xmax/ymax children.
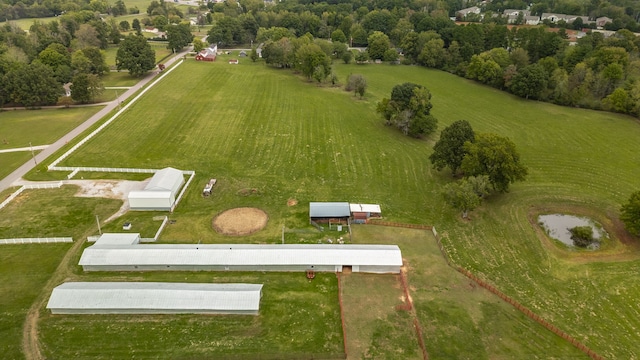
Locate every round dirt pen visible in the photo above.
<box><xmin>212</xmin><ymin>207</ymin><xmax>268</xmax><ymax>236</ymax></box>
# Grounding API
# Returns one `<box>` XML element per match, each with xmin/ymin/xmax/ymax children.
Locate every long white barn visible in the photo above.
<box><xmin>79</xmin><ymin>237</ymin><xmax>402</xmax><ymax>273</ymax></box>
<box><xmin>47</xmin><ymin>282</ymin><xmax>263</xmax><ymax>315</ymax></box>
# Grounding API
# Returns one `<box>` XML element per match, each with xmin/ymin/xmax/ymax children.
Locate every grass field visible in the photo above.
<box><xmin>0</xmin><ymin>152</ymin><xmax>33</xmax><ymax>179</ymax></box>
<box><xmin>0</xmin><ymin>107</ymin><xmax>103</xmax><ymax>150</ymax></box>
<box><xmin>7</xmin><ymin>58</ymin><xmax>640</xmax><ymax>358</ymax></box>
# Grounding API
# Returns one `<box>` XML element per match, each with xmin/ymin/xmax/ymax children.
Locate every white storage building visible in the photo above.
<box><xmin>46</xmin><ymin>282</ymin><xmax>263</xmax><ymax>315</ymax></box>
<box><xmin>79</xmin><ymin>241</ymin><xmax>403</xmax><ymax>273</ymax></box>
<box><xmin>128</xmin><ymin>167</ymin><xmax>185</xmax><ymax>211</ymax></box>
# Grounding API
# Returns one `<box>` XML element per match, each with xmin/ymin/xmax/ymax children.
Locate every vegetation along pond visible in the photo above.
<box><xmin>538</xmin><ymin>214</ymin><xmax>608</xmax><ymax>250</ymax></box>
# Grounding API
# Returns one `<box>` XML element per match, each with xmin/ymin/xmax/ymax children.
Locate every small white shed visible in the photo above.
<box><xmin>128</xmin><ymin>167</ymin><xmax>184</xmax><ymax>211</ymax></box>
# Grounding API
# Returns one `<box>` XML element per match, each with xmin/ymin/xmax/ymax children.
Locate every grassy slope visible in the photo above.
<box><xmin>24</xmin><ymin>60</ymin><xmax>640</xmax><ymax>357</ymax></box>
<box><xmin>0</xmin><ymin>152</ymin><xmax>32</xmax><ymax>179</ymax></box>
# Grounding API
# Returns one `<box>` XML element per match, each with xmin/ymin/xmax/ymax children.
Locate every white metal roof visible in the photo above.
<box><xmin>349</xmin><ymin>203</ymin><xmax>382</xmax><ymax>213</ymax></box>
<box><xmin>47</xmin><ymin>282</ymin><xmax>262</xmax><ymax>312</ymax></box>
<box><xmin>93</xmin><ymin>233</ymin><xmax>140</xmax><ymax>246</ymax></box>
<box><xmin>128</xmin><ymin>190</ymin><xmax>173</xmax><ymax>199</ymax></box>
<box><xmin>79</xmin><ymin>244</ymin><xmax>403</xmax><ymax>267</ymax></box>
<box><xmin>145</xmin><ymin>167</ymin><xmax>184</xmax><ymax>192</ymax></box>
<box><xmin>309</xmin><ymin>202</ymin><xmax>351</xmax><ymax>217</ymax></box>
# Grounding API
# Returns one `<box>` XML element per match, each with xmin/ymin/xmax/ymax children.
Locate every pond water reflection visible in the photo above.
<box><xmin>538</xmin><ymin>214</ymin><xmax>607</xmax><ymax>249</ymax></box>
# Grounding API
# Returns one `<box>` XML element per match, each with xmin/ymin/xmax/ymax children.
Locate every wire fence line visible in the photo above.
<box><xmin>0</xmin><ymin>237</ymin><xmax>73</xmax><ymax>244</ymax></box>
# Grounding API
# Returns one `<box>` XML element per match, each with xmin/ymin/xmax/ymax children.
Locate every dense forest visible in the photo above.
<box><xmin>1</xmin><ymin>0</ymin><xmax>640</xmax><ymax>115</ymax></box>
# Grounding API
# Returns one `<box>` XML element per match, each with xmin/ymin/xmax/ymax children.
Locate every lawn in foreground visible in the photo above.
<box><xmin>43</xmin><ymin>59</ymin><xmax>640</xmax><ymax>357</ymax></box>
<box><xmin>0</xmin><ymin>244</ymin><xmax>71</xmax><ymax>360</ymax></box>
<box><xmin>0</xmin><ymin>187</ymin><xmax>122</xmax><ymax>359</ymax></box>
<box><xmin>38</xmin><ymin>272</ymin><xmax>343</xmax><ymax>358</ymax></box>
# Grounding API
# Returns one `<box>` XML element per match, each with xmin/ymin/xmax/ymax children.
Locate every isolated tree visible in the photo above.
<box><xmin>70</xmin><ymin>73</ymin><xmax>104</xmax><ymax>103</ymax></box>
<box><xmin>377</xmin><ymin>82</ymin><xmax>438</xmax><ymax>138</ymax></box>
<box><xmin>354</xmin><ymin>51</ymin><xmax>369</xmax><ymax>63</ymax></box>
<box><xmin>442</xmin><ymin>179</ymin><xmax>482</xmax><ymax>219</ymax></box>
<box><xmin>569</xmin><ymin>226</ymin><xmax>595</xmax><ymax>247</ymax></box>
<box><xmin>430</xmin><ymin>120</ymin><xmax>476</xmax><ymax>175</ymax></box>
<box><xmin>621</xmin><ymin>191</ymin><xmax>640</xmax><ymax>236</ymax></box>
<box><xmin>117</xmin><ymin>20</ymin><xmax>129</xmax><ymax>32</ymax></box>
<box><xmin>461</xmin><ymin>133</ymin><xmax>528</xmax><ymax>193</ymax></box>
<box><xmin>295</xmin><ymin>43</ymin><xmax>330</xmax><ymax>80</ymax></box>
<box><xmin>166</xmin><ymin>23</ymin><xmax>193</xmax><ymax>53</ymax></box>
<box><xmin>116</xmin><ymin>34</ymin><xmax>156</xmax><ymax>76</ymax></box>
<box><xmin>132</xmin><ymin>19</ymin><xmax>142</xmax><ymax>34</ymax></box>
<box><xmin>346</xmin><ymin>74</ymin><xmax>367</xmax><ymax>98</ymax></box>
<box><xmin>341</xmin><ymin>50</ymin><xmax>353</xmax><ymax>64</ymax></box>
<box><xmin>192</xmin><ymin>38</ymin><xmax>205</xmax><ymax>53</ymax></box>
<box><xmin>250</xmin><ymin>46</ymin><xmax>258</xmax><ymax>62</ymax></box>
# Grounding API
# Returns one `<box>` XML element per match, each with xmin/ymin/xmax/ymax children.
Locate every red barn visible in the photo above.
<box><xmin>195</xmin><ymin>45</ymin><xmax>217</xmax><ymax>62</ymax></box>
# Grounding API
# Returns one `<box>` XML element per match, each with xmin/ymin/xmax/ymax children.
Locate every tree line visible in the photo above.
<box><xmin>200</xmin><ymin>0</ymin><xmax>640</xmax><ymax>117</ymax></box>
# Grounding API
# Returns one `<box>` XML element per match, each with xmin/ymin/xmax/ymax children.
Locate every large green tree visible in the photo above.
<box><xmin>461</xmin><ymin>133</ymin><xmax>528</xmax><ymax>193</ymax></box>
<box><xmin>116</xmin><ymin>34</ymin><xmax>156</xmax><ymax>76</ymax></box>
<box><xmin>377</xmin><ymin>82</ymin><xmax>438</xmax><ymax>138</ymax></box>
<box><xmin>166</xmin><ymin>23</ymin><xmax>193</xmax><ymax>52</ymax></box>
<box><xmin>70</xmin><ymin>72</ymin><xmax>103</xmax><ymax>103</ymax></box>
<box><xmin>366</xmin><ymin>31</ymin><xmax>390</xmax><ymax>61</ymax></box>
<box><xmin>3</xmin><ymin>62</ymin><xmax>62</xmax><ymax>107</ymax></box>
<box><xmin>430</xmin><ymin>120</ymin><xmax>476</xmax><ymax>175</ymax></box>
<box><xmin>295</xmin><ymin>43</ymin><xmax>330</xmax><ymax>80</ymax></box>
<box><xmin>442</xmin><ymin>178</ymin><xmax>481</xmax><ymax>219</ymax></box>
<box><xmin>621</xmin><ymin>191</ymin><xmax>640</xmax><ymax>236</ymax></box>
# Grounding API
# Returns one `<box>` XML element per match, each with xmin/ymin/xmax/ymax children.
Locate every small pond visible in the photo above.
<box><xmin>538</xmin><ymin>214</ymin><xmax>608</xmax><ymax>249</ymax></box>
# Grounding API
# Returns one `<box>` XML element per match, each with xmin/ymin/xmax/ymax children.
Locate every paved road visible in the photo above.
<box><xmin>0</xmin><ymin>50</ymin><xmax>188</xmax><ymax>193</ymax></box>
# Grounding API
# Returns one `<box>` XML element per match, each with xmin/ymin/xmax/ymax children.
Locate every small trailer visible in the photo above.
<box><xmin>202</xmin><ymin>179</ymin><xmax>217</xmax><ymax>196</ymax></box>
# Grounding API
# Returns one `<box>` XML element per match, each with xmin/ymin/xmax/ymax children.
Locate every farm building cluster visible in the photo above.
<box><xmin>309</xmin><ymin>202</ymin><xmax>382</xmax><ymax>224</ymax></box>
<box><xmin>46</xmin><ymin>232</ymin><xmax>402</xmax><ymax>315</ymax></box>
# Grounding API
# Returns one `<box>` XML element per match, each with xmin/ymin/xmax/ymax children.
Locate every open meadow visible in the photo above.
<box><xmin>6</xmin><ymin>57</ymin><xmax>640</xmax><ymax>358</ymax></box>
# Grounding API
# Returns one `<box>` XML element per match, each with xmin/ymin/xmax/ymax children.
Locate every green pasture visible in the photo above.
<box><xmin>43</xmin><ymin>59</ymin><xmax>640</xmax><ymax>358</ymax></box>
<box><xmin>102</xmin><ymin>71</ymin><xmax>140</xmax><ymax>87</ymax></box>
<box><xmin>0</xmin><ymin>152</ymin><xmax>32</xmax><ymax>179</ymax></box>
<box><xmin>0</xmin><ymin>107</ymin><xmax>102</xmax><ymax>150</ymax></box>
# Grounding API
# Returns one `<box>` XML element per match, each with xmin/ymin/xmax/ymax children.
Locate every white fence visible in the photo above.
<box><xmin>171</xmin><ymin>170</ymin><xmax>196</xmax><ymax>212</ymax></box>
<box><xmin>0</xmin><ymin>182</ymin><xmax>64</xmax><ymax>211</ymax></box>
<box><xmin>0</xmin><ymin>237</ymin><xmax>73</xmax><ymax>244</ymax></box>
<box><xmin>51</xmin><ymin>166</ymin><xmax>158</xmax><ymax>173</ymax></box>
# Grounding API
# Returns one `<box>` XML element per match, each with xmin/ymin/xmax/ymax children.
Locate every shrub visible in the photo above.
<box><xmin>569</xmin><ymin>226</ymin><xmax>594</xmax><ymax>247</ymax></box>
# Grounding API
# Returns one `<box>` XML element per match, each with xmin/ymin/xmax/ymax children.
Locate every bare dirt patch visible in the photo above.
<box><xmin>287</xmin><ymin>198</ymin><xmax>298</xmax><ymax>206</ymax></box>
<box><xmin>212</xmin><ymin>207</ymin><xmax>268</xmax><ymax>236</ymax></box>
<box><xmin>70</xmin><ymin>179</ymin><xmax>148</xmax><ymax>200</ymax></box>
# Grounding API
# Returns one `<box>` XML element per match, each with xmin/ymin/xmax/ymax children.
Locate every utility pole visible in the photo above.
<box><xmin>96</xmin><ymin>215</ymin><xmax>102</xmax><ymax>235</ymax></box>
<box><xmin>29</xmin><ymin>142</ymin><xmax>37</xmax><ymax>165</ymax></box>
